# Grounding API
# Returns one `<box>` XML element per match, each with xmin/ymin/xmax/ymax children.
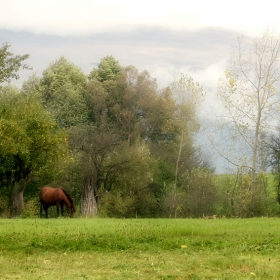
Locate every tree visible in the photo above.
<box><xmin>217</xmin><ymin>30</ymin><xmax>280</xmax><ymax>215</ymax></box>
<box><xmin>70</xmin><ymin>56</ymin><xmax>209</xmax><ymax>217</ymax></box>
<box><xmin>0</xmin><ymin>43</ymin><xmax>30</xmax><ymax>85</ymax></box>
<box><xmin>78</xmin><ymin>61</ymin><xmax>178</xmax><ymax>216</ymax></box>
<box><xmin>169</xmin><ymin>74</ymin><xmax>204</xmax><ymax>217</ymax></box>
<box><xmin>0</xmin><ymin>86</ymin><xmax>67</xmax><ymax>217</ymax></box>
<box><xmin>268</xmin><ymin>132</ymin><xmax>280</xmax><ymax>174</ymax></box>
<box><xmin>267</xmin><ymin>131</ymin><xmax>280</xmax><ymax>205</ymax></box>
<box><xmin>40</xmin><ymin>56</ymin><xmax>89</xmax><ymax>128</ymax></box>
<box><xmin>88</xmin><ymin>55</ymin><xmax>121</xmax><ymax>82</ymax></box>
<box><xmin>21</xmin><ymin>73</ymin><xmax>41</xmax><ymax>96</ymax></box>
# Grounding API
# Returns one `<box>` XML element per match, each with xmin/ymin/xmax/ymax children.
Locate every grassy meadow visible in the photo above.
<box><xmin>1</xmin><ymin>218</ymin><xmax>280</xmax><ymax>279</ymax></box>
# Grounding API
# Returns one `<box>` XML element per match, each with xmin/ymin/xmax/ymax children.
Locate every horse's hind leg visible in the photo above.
<box><xmin>44</xmin><ymin>206</ymin><xmax>49</xmax><ymax>218</ymax></box>
<box><xmin>40</xmin><ymin>202</ymin><xmax>43</xmax><ymax>218</ymax></box>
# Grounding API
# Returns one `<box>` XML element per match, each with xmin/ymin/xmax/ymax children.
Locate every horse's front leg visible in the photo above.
<box><xmin>61</xmin><ymin>204</ymin><xmax>64</xmax><ymax>217</ymax></box>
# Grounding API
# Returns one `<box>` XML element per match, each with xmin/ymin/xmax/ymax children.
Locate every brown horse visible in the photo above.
<box><xmin>39</xmin><ymin>187</ymin><xmax>76</xmax><ymax>218</ymax></box>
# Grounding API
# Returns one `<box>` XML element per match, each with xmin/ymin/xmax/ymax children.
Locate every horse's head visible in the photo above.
<box><xmin>67</xmin><ymin>205</ymin><xmax>76</xmax><ymax>218</ymax></box>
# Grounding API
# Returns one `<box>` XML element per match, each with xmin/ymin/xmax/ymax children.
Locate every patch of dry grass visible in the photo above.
<box><xmin>1</xmin><ymin>251</ymin><xmax>280</xmax><ymax>279</ymax></box>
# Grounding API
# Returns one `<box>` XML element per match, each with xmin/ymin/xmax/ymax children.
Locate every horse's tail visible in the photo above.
<box><xmin>61</xmin><ymin>188</ymin><xmax>76</xmax><ymax>212</ymax></box>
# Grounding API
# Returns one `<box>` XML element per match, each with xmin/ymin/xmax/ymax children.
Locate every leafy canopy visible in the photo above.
<box><xmin>0</xmin><ymin>86</ymin><xmax>68</xmax><ymax>183</ymax></box>
<box><xmin>0</xmin><ymin>43</ymin><xmax>30</xmax><ymax>85</ymax></box>
<box><xmin>88</xmin><ymin>56</ymin><xmax>121</xmax><ymax>82</ymax></box>
<box><xmin>40</xmin><ymin>56</ymin><xmax>89</xmax><ymax>128</ymax></box>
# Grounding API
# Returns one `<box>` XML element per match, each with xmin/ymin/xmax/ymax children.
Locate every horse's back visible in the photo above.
<box><xmin>39</xmin><ymin>187</ymin><xmax>62</xmax><ymax>204</ymax></box>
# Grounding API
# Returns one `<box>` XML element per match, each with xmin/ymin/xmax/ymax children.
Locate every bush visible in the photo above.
<box><xmin>20</xmin><ymin>198</ymin><xmax>39</xmax><ymax>218</ymax></box>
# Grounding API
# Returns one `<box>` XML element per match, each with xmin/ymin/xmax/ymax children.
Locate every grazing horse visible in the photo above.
<box><xmin>39</xmin><ymin>187</ymin><xmax>76</xmax><ymax>218</ymax></box>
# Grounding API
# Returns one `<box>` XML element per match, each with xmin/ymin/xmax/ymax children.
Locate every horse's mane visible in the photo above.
<box><xmin>61</xmin><ymin>188</ymin><xmax>74</xmax><ymax>207</ymax></box>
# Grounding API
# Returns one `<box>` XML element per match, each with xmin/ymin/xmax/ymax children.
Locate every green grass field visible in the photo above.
<box><xmin>1</xmin><ymin>218</ymin><xmax>280</xmax><ymax>279</ymax></box>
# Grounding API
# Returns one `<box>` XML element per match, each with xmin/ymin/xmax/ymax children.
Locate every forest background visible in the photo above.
<box><xmin>2</xmin><ymin>29</ymin><xmax>280</xmax><ymax>219</ymax></box>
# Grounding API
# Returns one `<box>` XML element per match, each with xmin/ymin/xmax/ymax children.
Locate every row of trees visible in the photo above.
<box><xmin>1</xmin><ymin>44</ymin><xmax>213</xmax><ymax>217</ymax></box>
<box><xmin>1</xmin><ymin>29</ymin><xmax>280</xmax><ymax>218</ymax></box>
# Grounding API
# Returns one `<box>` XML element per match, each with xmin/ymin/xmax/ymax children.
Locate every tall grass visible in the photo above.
<box><xmin>1</xmin><ymin>218</ymin><xmax>280</xmax><ymax>279</ymax></box>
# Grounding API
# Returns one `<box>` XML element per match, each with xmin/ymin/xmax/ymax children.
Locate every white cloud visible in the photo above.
<box><xmin>1</xmin><ymin>0</ymin><xmax>280</xmax><ymax>36</ymax></box>
<box><xmin>187</xmin><ymin>60</ymin><xmax>228</xmax><ymax>115</ymax></box>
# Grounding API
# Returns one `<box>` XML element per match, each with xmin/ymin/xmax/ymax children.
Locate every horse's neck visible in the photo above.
<box><xmin>64</xmin><ymin>198</ymin><xmax>71</xmax><ymax>208</ymax></box>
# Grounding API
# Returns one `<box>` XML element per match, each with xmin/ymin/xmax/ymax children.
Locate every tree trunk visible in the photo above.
<box><xmin>169</xmin><ymin>131</ymin><xmax>184</xmax><ymax>218</ymax></box>
<box><xmin>250</xmin><ymin>92</ymin><xmax>262</xmax><ymax>216</ymax></box>
<box><xmin>8</xmin><ymin>175</ymin><xmax>31</xmax><ymax>218</ymax></box>
<box><xmin>81</xmin><ymin>183</ymin><xmax>98</xmax><ymax>217</ymax></box>
<box><xmin>8</xmin><ymin>184</ymin><xmax>25</xmax><ymax>218</ymax></box>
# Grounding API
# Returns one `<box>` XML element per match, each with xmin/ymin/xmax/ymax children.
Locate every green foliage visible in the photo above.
<box><xmin>0</xmin><ymin>188</ymin><xmax>8</xmax><ymax>217</ymax></box>
<box><xmin>171</xmin><ymin>74</ymin><xmax>203</xmax><ymax>154</ymax></box>
<box><xmin>5</xmin><ymin>49</ymin><xmax>277</xmax><ymax>218</ymax></box>
<box><xmin>41</xmin><ymin>56</ymin><xmax>86</xmax><ymax>94</ymax></box>
<box><xmin>88</xmin><ymin>55</ymin><xmax>121</xmax><ymax>82</ymax></box>
<box><xmin>79</xmin><ymin>65</ymin><xmax>191</xmax><ymax>217</ymax></box>
<box><xmin>2</xmin><ymin>41</ymin><xmax>279</xmax><ymax>219</ymax></box>
<box><xmin>0</xmin><ymin>86</ymin><xmax>68</xmax><ymax>178</ymax></box>
<box><xmin>20</xmin><ymin>198</ymin><xmax>39</xmax><ymax>218</ymax></box>
<box><xmin>99</xmin><ymin>143</ymin><xmax>158</xmax><ymax>217</ymax></box>
<box><xmin>99</xmin><ymin>191</ymin><xmax>134</xmax><ymax>217</ymax></box>
<box><xmin>267</xmin><ymin>132</ymin><xmax>280</xmax><ymax>206</ymax></box>
<box><xmin>0</xmin><ymin>43</ymin><xmax>30</xmax><ymax>85</ymax></box>
<box><xmin>40</xmin><ymin>56</ymin><xmax>89</xmax><ymax>128</ymax></box>
<box><xmin>214</xmin><ymin>173</ymin><xmax>280</xmax><ymax>217</ymax></box>
<box><xmin>21</xmin><ymin>73</ymin><xmax>41</xmax><ymax>96</ymax></box>
<box><xmin>171</xmin><ymin>73</ymin><xmax>204</xmax><ymax>130</ymax></box>
<box><xmin>168</xmin><ymin>74</ymin><xmax>205</xmax><ymax>217</ymax></box>
<box><xmin>0</xmin><ymin>85</ymin><xmax>69</xmax><ymax>216</ymax></box>
<box><xmin>166</xmin><ymin>168</ymin><xmax>216</xmax><ymax>218</ymax></box>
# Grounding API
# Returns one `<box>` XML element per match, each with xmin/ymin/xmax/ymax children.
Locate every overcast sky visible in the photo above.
<box><xmin>1</xmin><ymin>0</ymin><xmax>280</xmax><ymax>172</ymax></box>
<box><xmin>2</xmin><ymin>0</ymin><xmax>279</xmax><ymax>36</ymax></box>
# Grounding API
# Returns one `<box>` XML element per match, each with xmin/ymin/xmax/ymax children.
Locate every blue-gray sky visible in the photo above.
<box><xmin>1</xmin><ymin>0</ymin><xmax>280</xmax><ymax>172</ymax></box>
